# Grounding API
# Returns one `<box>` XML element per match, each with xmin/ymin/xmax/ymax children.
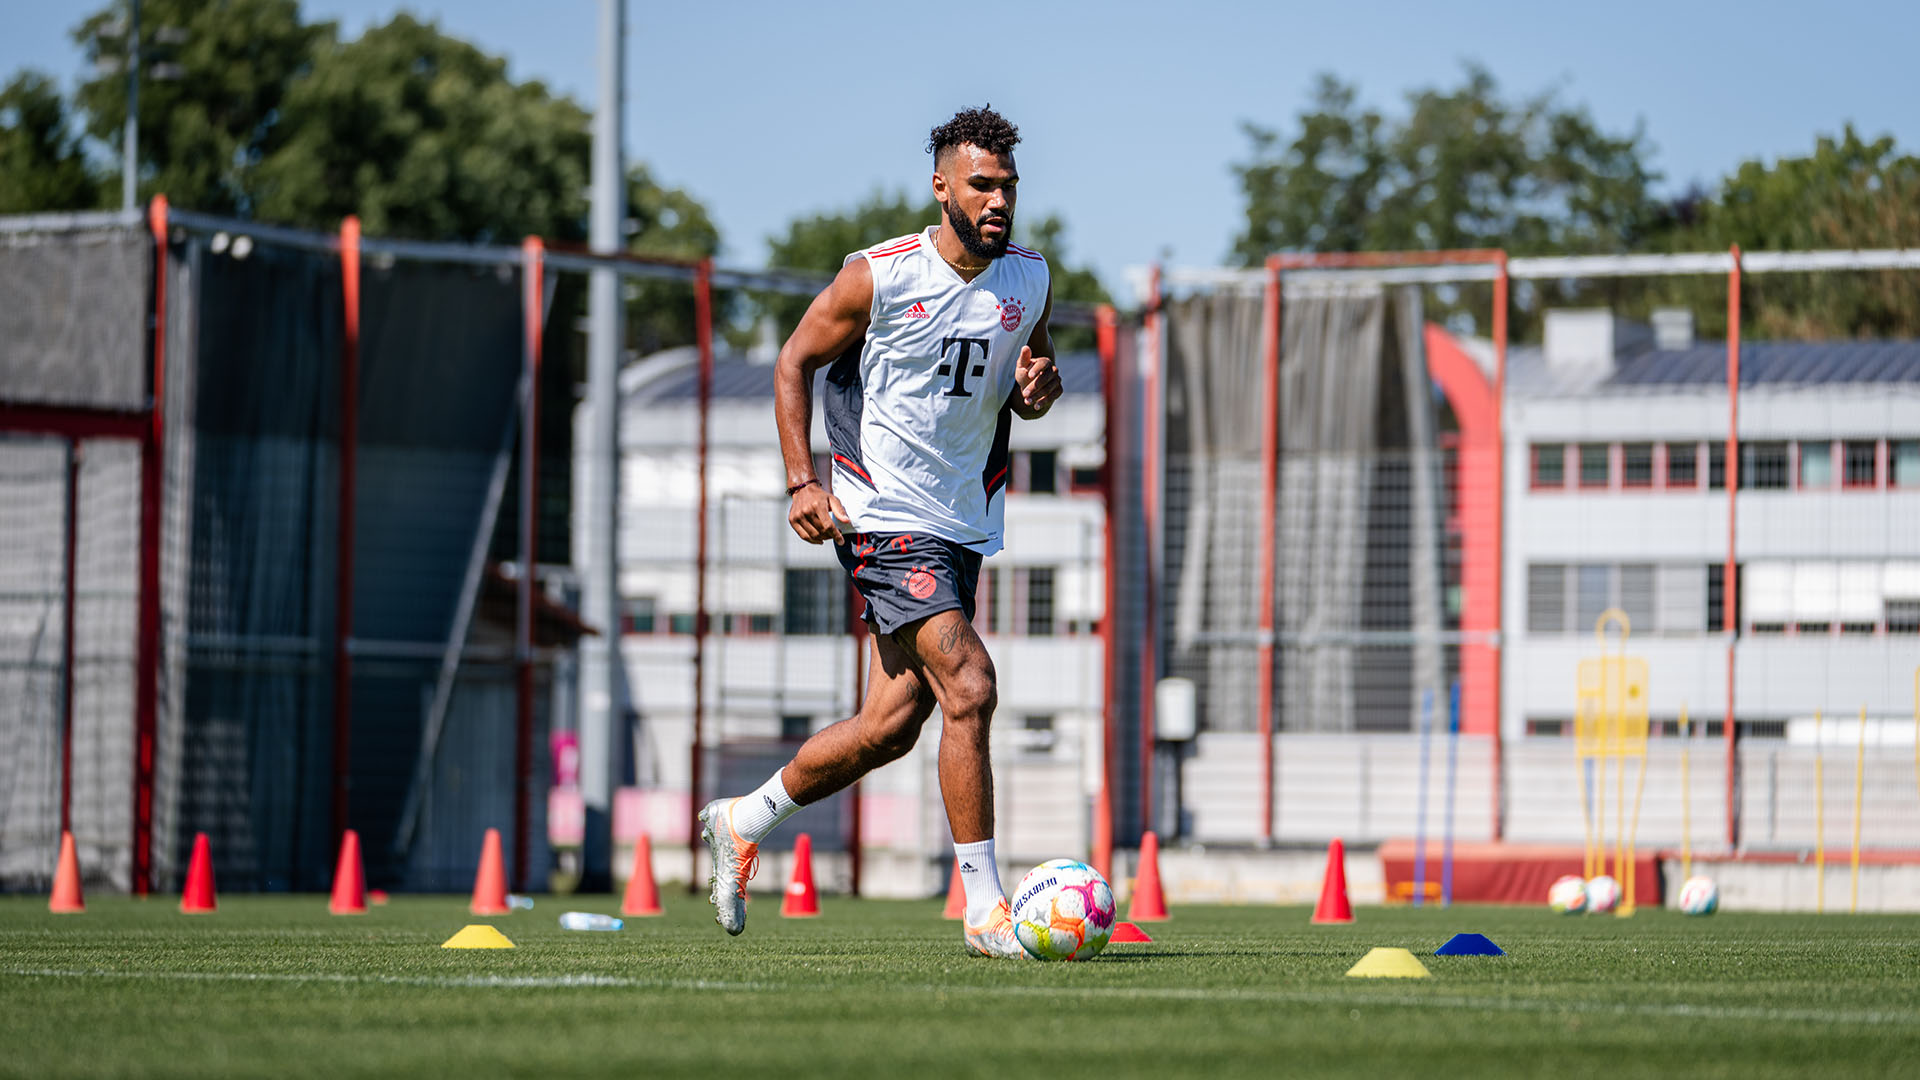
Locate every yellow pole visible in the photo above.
<box><xmin>1851</xmin><ymin>705</ymin><xmax>1866</xmax><ymax>915</ymax></box>
<box><xmin>1621</xmin><ymin>752</ymin><xmax>1649</xmax><ymax>917</ymax></box>
<box><xmin>1614</xmin><ymin>736</ymin><xmax>1626</xmax><ymax>884</ymax></box>
<box><xmin>1680</xmin><ymin>705</ymin><xmax>1693</xmax><ymax>880</ymax></box>
<box><xmin>1814</xmin><ymin>709</ymin><xmax>1825</xmax><ymax>915</ymax></box>
<box><xmin>1596</xmin><ymin>754</ymin><xmax>1608</xmax><ymax>880</ymax></box>
<box><xmin>1579</xmin><ymin>753</ymin><xmax>1597</xmax><ymax>878</ymax></box>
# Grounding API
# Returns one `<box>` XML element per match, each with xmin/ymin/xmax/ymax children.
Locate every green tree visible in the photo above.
<box><xmin>761</xmin><ymin>190</ymin><xmax>1108</xmax><ymax>351</ymax></box>
<box><xmin>0</xmin><ymin>73</ymin><xmax>99</xmax><ymax>213</ymax></box>
<box><xmin>1234</xmin><ymin>67</ymin><xmax>1660</xmax><ymax>260</ymax></box>
<box><xmin>1675</xmin><ymin>127</ymin><xmax>1920</xmax><ymax>339</ymax></box>
<box><xmin>72</xmin><ymin>0</ymin><xmax>327</xmax><ymax>214</ymax></box>
<box><xmin>252</xmin><ymin>14</ymin><xmax>588</xmax><ymax>243</ymax></box>
<box><xmin>623</xmin><ymin>162</ymin><xmax>724</xmax><ymax>355</ymax></box>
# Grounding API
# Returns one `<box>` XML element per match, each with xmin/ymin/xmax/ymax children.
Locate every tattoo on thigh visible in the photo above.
<box><xmin>937</xmin><ymin>616</ymin><xmax>965</xmax><ymax>656</ymax></box>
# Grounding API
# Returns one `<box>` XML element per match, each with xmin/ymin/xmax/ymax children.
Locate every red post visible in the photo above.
<box><xmin>514</xmin><ymin>236</ymin><xmax>544</xmax><ymax>891</ymax></box>
<box><xmin>1724</xmin><ymin>245</ymin><xmax>1742</xmax><ymax>850</ymax></box>
<box><xmin>133</xmin><ymin>195</ymin><xmax>168</xmax><ymax>895</ymax></box>
<box><xmin>334</xmin><ymin>216</ymin><xmax>361</xmax><ymax>849</ymax></box>
<box><xmin>1139</xmin><ymin>265</ymin><xmax>1162</xmax><ymax>836</ymax></box>
<box><xmin>1489</xmin><ymin>253</ymin><xmax>1509</xmax><ymax>842</ymax></box>
<box><xmin>689</xmin><ymin>257</ymin><xmax>714</xmax><ymax>886</ymax></box>
<box><xmin>1093</xmin><ymin>305</ymin><xmax>1120</xmax><ymax>877</ymax></box>
<box><xmin>60</xmin><ymin>443</ymin><xmax>80</xmax><ymax>838</ymax></box>
<box><xmin>1256</xmin><ymin>257</ymin><xmax>1282</xmax><ymax>845</ymax></box>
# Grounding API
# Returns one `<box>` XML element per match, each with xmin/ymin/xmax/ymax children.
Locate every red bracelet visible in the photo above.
<box><xmin>786</xmin><ymin>478</ymin><xmax>819</xmax><ymax>496</ymax></box>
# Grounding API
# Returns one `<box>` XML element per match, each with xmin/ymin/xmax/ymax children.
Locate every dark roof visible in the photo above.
<box><xmin>1606</xmin><ymin>340</ymin><xmax>1920</xmax><ymax>388</ymax></box>
<box><xmin>637</xmin><ymin>350</ymin><xmax>1103</xmax><ymax>403</ymax></box>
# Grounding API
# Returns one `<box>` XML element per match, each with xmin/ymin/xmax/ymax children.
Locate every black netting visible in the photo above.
<box><xmin>0</xmin><ymin>223</ymin><xmax>151</xmax><ymax>410</ymax></box>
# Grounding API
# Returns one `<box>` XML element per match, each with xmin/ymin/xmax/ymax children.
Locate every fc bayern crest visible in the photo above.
<box><xmin>997</xmin><ymin>296</ymin><xmax>1024</xmax><ymax>332</ymax></box>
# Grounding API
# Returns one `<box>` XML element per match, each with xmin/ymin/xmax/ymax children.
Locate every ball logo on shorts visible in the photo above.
<box><xmin>998</xmin><ymin>296</ymin><xmax>1024</xmax><ymax>332</ymax></box>
<box><xmin>903</xmin><ymin>565</ymin><xmax>938</xmax><ymax>599</ymax></box>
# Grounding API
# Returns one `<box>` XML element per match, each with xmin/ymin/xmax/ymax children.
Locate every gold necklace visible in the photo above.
<box><xmin>932</xmin><ymin>227</ymin><xmax>987</xmax><ymax>277</ymax></box>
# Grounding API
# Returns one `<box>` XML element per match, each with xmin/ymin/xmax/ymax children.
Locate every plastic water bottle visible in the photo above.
<box><xmin>507</xmin><ymin>894</ymin><xmax>535</xmax><ymax>911</ymax></box>
<box><xmin>558</xmin><ymin>911</ymin><xmax>623</xmax><ymax>932</ymax></box>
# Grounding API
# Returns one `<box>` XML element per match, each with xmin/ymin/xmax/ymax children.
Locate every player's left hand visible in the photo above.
<box><xmin>1014</xmin><ymin>346</ymin><xmax>1061</xmax><ymax>410</ymax></box>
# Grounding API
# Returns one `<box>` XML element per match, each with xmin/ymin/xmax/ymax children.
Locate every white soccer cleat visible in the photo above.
<box><xmin>962</xmin><ymin>898</ymin><xmax>1029</xmax><ymax>959</ymax></box>
<box><xmin>698</xmin><ymin>798</ymin><xmax>759</xmax><ymax>936</ymax></box>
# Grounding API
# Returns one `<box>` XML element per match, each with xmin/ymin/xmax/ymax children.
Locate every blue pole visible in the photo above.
<box><xmin>1442</xmin><ymin>679</ymin><xmax>1461</xmax><ymax>907</ymax></box>
<box><xmin>1412</xmin><ymin>688</ymin><xmax>1434</xmax><ymax>907</ymax></box>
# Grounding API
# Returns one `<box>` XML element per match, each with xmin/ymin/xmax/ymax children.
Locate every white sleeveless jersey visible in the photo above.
<box><xmin>824</xmin><ymin>226</ymin><xmax>1050</xmax><ymax>555</ymax></box>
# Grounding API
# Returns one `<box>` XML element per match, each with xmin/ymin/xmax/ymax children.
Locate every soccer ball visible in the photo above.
<box><xmin>1585</xmin><ymin>874</ymin><xmax>1621</xmax><ymax>914</ymax></box>
<box><xmin>1677</xmin><ymin>875</ymin><xmax>1719</xmax><ymax>916</ymax></box>
<box><xmin>1010</xmin><ymin>859</ymin><xmax>1116</xmax><ymax>961</ymax></box>
<box><xmin>1548</xmin><ymin>875</ymin><xmax>1588</xmax><ymax>914</ymax></box>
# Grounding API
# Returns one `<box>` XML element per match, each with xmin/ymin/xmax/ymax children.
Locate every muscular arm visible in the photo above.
<box><xmin>777</xmin><ymin>258</ymin><xmax>872</xmax><ymax>543</ymax></box>
<box><xmin>1011</xmin><ymin>283</ymin><xmax>1060</xmax><ymax>421</ymax></box>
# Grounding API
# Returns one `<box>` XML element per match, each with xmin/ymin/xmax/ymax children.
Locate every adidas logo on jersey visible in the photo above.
<box><xmin>904</xmin><ymin>301</ymin><xmax>931</xmax><ymax>319</ymax></box>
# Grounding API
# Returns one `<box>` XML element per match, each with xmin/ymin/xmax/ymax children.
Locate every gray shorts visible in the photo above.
<box><xmin>835</xmin><ymin>530</ymin><xmax>982</xmax><ymax>635</ymax></box>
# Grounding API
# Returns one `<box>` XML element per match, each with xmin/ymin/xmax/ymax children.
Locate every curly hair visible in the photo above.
<box><xmin>926</xmin><ymin>105</ymin><xmax>1020</xmax><ymax>164</ymax></box>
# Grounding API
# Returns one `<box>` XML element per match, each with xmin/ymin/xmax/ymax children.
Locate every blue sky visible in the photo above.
<box><xmin>8</xmin><ymin>1</ymin><xmax>1917</xmax><ymax>292</ymax></box>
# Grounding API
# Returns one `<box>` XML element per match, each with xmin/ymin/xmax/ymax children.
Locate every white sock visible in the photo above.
<box><xmin>953</xmin><ymin>839</ymin><xmax>1005</xmax><ymax>925</ymax></box>
<box><xmin>728</xmin><ymin>770</ymin><xmax>801</xmax><ymax>844</ymax></box>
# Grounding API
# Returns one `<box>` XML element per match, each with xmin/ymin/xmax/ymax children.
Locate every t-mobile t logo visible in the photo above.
<box><xmin>938</xmin><ymin>336</ymin><xmax>990</xmax><ymax>397</ymax></box>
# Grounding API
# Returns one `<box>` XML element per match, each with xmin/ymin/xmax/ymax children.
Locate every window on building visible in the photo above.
<box><xmin>1707</xmin><ymin>564</ymin><xmax>1726</xmax><ymax>632</ymax></box>
<box><xmin>1024</xmin><ymin>450</ymin><xmax>1059</xmax><ymax>494</ymax></box>
<box><xmin>1619</xmin><ymin>564</ymin><xmax>1656</xmax><ymax>631</ymax></box>
<box><xmin>1708</xmin><ymin>442</ymin><xmax>1726</xmax><ymax>489</ymax></box>
<box><xmin>780</xmin><ymin>714</ymin><xmax>812</xmax><ymax>741</ymax></box>
<box><xmin>1892</xmin><ymin>441</ymin><xmax>1920</xmax><ymax>487</ymax></box>
<box><xmin>669</xmin><ymin>613</ymin><xmax>696</xmax><ymax>635</ymax></box>
<box><xmin>1069</xmin><ymin>465</ymin><xmax>1103</xmax><ymax>492</ymax></box>
<box><xmin>1843</xmin><ymin>441</ymin><xmax>1879</xmax><ymax>488</ymax></box>
<box><xmin>623</xmin><ymin>596</ymin><xmax>657</xmax><ymax>635</ymax></box>
<box><xmin>984</xmin><ymin>566</ymin><xmax>1008</xmax><ymax>634</ymax></box>
<box><xmin>1889</xmin><ymin>599</ymin><xmax>1920</xmax><ymax>635</ymax></box>
<box><xmin>783</xmin><ymin>568</ymin><xmax>842</xmax><ymax>635</ymax></box>
<box><xmin>1575</xmin><ymin>564</ymin><xmax>1612</xmax><ymax>632</ymax></box>
<box><xmin>1527</xmin><ymin>564</ymin><xmax>1567</xmax><ymax>634</ymax></box>
<box><xmin>1530</xmin><ymin>444</ymin><xmax>1565</xmax><ymax>488</ymax></box>
<box><xmin>1665</xmin><ymin>443</ymin><xmax>1697</xmax><ymax>488</ymax></box>
<box><xmin>1656</xmin><ymin>564</ymin><xmax>1706</xmax><ymax>633</ymax></box>
<box><xmin>1797</xmin><ymin>441</ymin><xmax>1833</xmax><ymax>489</ymax></box>
<box><xmin>1622</xmin><ymin>443</ymin><xmax>1654</xmax><ymax>487</ymax></box>
<box><xmin>1578</xmin><ymin>444</ymin><xmax>1610</xmax><ymax>488</ymax></box>
<box><xmin>1022</xmin><ymin>567</ymin><xmax>1056</xmax><ymax>636</ymax></box>
<box><xmin>1741</xmin><ymin>441</ymin><xmax>1789</xmax><ymax>489</ymax></box>
<box><xmin>1840</xmin><ymin>621</ymin><xmax>1877</xmax><ymax>636</ymax></box>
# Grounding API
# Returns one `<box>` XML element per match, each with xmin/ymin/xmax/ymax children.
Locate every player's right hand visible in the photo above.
<box><xmin>789</xmin><ymin>484</ymin><xmax>852</xmax><ymax>544</ymax></box>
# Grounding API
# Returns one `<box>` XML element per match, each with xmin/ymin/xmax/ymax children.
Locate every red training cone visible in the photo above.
<box><xmin>328</xmin><ymin>829</ymin><xmax>367</xmax><ymax>915</ymax></box>
<box><xmin>621</xmin><ymin>831</ymin><xmax>663</xmax><ymax>916</ymax></box>
<box><xmin>1126</xmin><ymin>831</ymin><xmax>1169</xmax><ymax>921</ymax></box>
<box><xmin>941</xmin><ymin>859</ymin><xmax>965</xmax><ymax>919</ymax></box>
<box><xmin>469</xmin><ymin>827</ymin><xmax>510</xmax><ymax>915</ymax></box>
<box><xmin>1110</xmin><ymin>921</ymin><xmax>1154</xmax><ymax>943</ymax></box>
<box><xmin>180</xmin><ymin>832</ymin><xmax>217</xmax><ymax>914</ymax></box>
<box><xmin>781</xmin><ymin>832</ymin><xmax>821</xmax><ymax>917</ymax></box>
<box><xmin>1311</xmin><ymin>837</ymin><xmax>1354</xmax><ymax>924</ymax></box>
<box><xmin>49</xmin><ymin>830</ymin><xmax>84</xmax><ymax>914</ymax></box>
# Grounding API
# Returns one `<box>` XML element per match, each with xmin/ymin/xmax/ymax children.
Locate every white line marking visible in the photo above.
<box><xmin>5</xmin><ymin>967</ymin><xmax>1913</xmax><ymax>1028</ymax></box>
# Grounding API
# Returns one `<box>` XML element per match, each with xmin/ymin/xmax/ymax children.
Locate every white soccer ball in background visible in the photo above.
<box><xmin>1678</xmin><ymin>875</ymin><xmax>1719</xmax><ymax>916</ymax></box>
<box><xmin>1548</xmin><ymin>874</ymin><xmax>1588</xmax><ymax>915</ymax></box>
<box><xmin>1011</xmin><ymin>859</ymin><xmax>1117</xmax><ymax>961</ymax></box>
<box><xmin>1585</xmin><ymin>874</ymin><xmax>1622</xmax><ymax>914</ymax></box>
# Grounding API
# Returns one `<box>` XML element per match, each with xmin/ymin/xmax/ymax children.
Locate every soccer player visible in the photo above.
<box><xmin>698</xmin><ymin>105</ymin><xmax>1060</xmax><ymax>958</ymax></box>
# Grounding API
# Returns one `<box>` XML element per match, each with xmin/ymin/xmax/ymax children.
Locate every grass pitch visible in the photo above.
<box><xmin>4</xmin><ymin>895</ymin><xmax>1918</xmax><ymax>1078</ymax></box>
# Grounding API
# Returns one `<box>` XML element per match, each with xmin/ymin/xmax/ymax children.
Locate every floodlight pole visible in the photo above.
<box><xmin>579</xmin><ymin>0</ymin><xmax>626</xmax><ymax>888</ymax></box>
<box><xmin>133</xmin><ymin>194</ymin><xmax>168</xmax><ymax>895</ymax></box>
<box><xmin>1724</xmin><ymin>245</ymin><xmax>1742</xmax><ymax>850</ymax></box>
<box><xmin>333</xmin><ymin>216</ymin><xmax>360</xmax><ymax>852</ymax></box>
<box><xmin>123</xmin><ymin>0</ymin><xmax>139</xmax><ymax>210</ymax></box>
<box><xmin>515</xmin><ymin>236</ymin><xmax>545</xmax><ymax>892</ymax></box>
<box><xmin>1139</xmin><ymin>265</ymin><xmax>1162</xmax><ymax>839</ymax></box>
<box><xmin>1490</xmin><ymin>253</ymin><xmax>1508</xmax><ymax>842</ymax></box>
<box><xmin>1093</xmin><ymin>305</ymin><xmax>1120</xmax><ymax>879</ymax></box>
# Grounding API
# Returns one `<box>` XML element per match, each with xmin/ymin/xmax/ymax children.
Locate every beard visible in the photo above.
<box><xmin>942</xmin><ymin>197</ymin><xmax>1011</xmax><ymax>260</ymax></box>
